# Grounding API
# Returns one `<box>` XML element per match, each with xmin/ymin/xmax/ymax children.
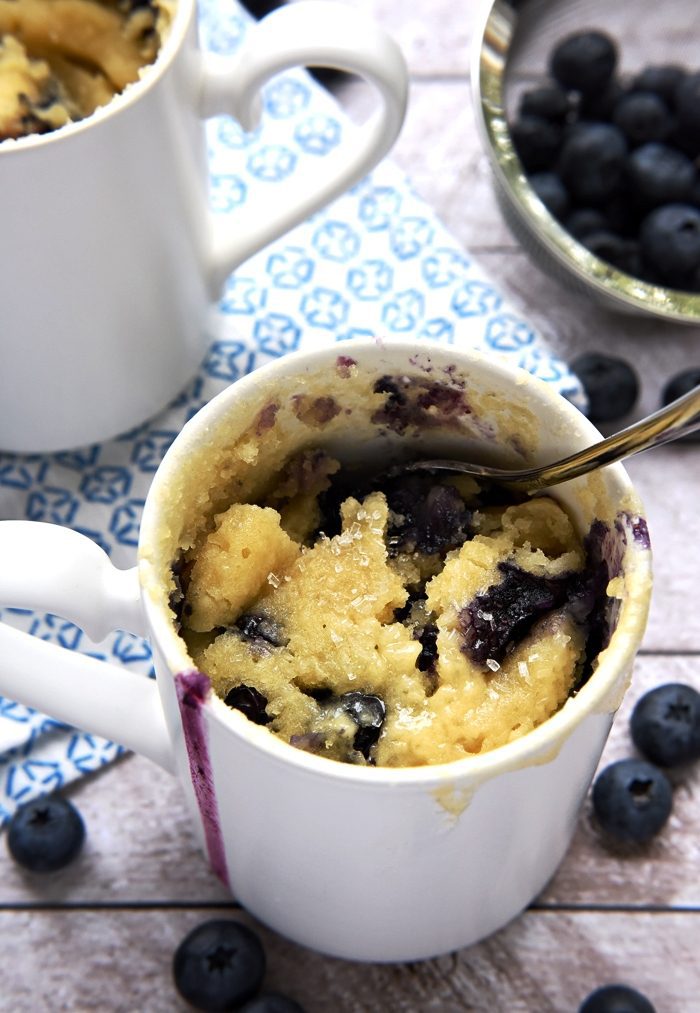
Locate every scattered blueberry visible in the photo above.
<box><xmin>519</xmin><ymin>84</ymin><xmax>571</xmax><ymax>123</ymax></box>
<box><xmin>173</xmin><ymin>920</ymin><xmax>266</xmax><ymax>1012</ymax></box>
<box><xmin>510</xmin><ymin>115</ymin><xmax>563</xmax><ymax>172</ymax></box>
<box><xmin>639</xmin><ymin>204</ymin><xmax>700</xmax><ymax>287</ymax></box>
<box><xmin>592</xmin><ymin>758</ymin><xmax>673</xmax><ymax>843</ymax></box>
<box><xmin>224</xmin><ymin>684</ymin><xmax>272</xmax><ymax>726</ymax></box>
<box><xmin>239</xmin><ymin>0</ymin><xmax>345</xmax><ymax>90</ymax></box>
<box><xmin>612</xmin><ymin>92</ymin><xmax>670</xmax><ymax>147</ymax></box>
<box><xmin>240</xmin><ymin>0</ymin><xmax>284</xmax><ymax>18</ymax></box>
<box><xmin>661</xmin><ymin>368</ymin><xmax>700</xmax><ymax>442</ymax></box>
<box><xmin>7</xmin><ymin>795</ymin><xmax>85</xmax><ymax>873</ymax></box>
<box><xmin>530</xmin><ymin>171</ymin><xmax>569</xmax><ymax>219</ymax></box>
<box><xmin>557</xmin><ymin>123</ymin><xmax>627</xmax><ymax>204</ymax></box>
<box><xmin>630</xmin><ymin>683</ymin><xmax>700</xmax><ymax>767</ymax></box>
<box><xmin>570</xmin><ymin>353</ymin><xmax>639</xmax><ymax>423</ymax></box>
<box><xmin>626</xmin><ymin>144</ymin><xmax>697</xmax><ymax>209</ymax></box>
<box><xmin>240</xmin><ymin>995</ymin><xmax>306</xmax><ymax>1013</ymax></box>
<box><xmin>579</xmin><ymin>983</ymin><xmax>657</xmax><ymax>1013</ymax></box>
<box><xmin>549</xmin><ymin>31</ymin><xmax>617</xmax><ymax>95</ymax></box>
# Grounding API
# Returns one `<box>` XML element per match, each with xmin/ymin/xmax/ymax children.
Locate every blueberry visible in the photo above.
<box><xmin>565</xmin><ymin>207</ymin><xmax>610</xmax><ymax>240</ymax></box>
<box><xmin>235</xmin><ymin>613</ymin><xmax>288</xmax><ymax>648</ymax></box>
<box><xmin>558</xmin><ymin>123</ymin><xmax>627</xmax><ymax>204</ymax></box>
<box><xmin>570</xmin><ymin>353</ymin><xmax>639</xmax><ymax>423</ymax></box>
<box><xmin>529</xmin><ymin>171</ymin><xmax>569</xmax><ymax>220</ymax></box>
<box><xmin>579</xmin><ymin>80</ymin><xmax>626</xmax><ymax>123</ymax></box>
<box><xmin>640</xmin><ymin>203</ymin><xmax>700</xmax><ymax>287</ymax></box>
<box><xmin>579</xmin><ymin>983</ymin><xmax>657</xmax><ymax>1013</ymax></box>
<box><xmin>633</xmin><ymin>64</ymin><xmax>686</xmax><ymax>107</ymax></box>
<box><xmin>173</xmin><ymin>920</ymin><xmax>266</xmax><ymax>1012</ymax></box>
<box><xmin>510</xmin><ymin>115</ymin><xmax>563</xmax><ymax>172</ymax></box>
<box><xmin>170</xmin><ymin>555</ymin><xmax>194</xmax><ymax>629</ymax></box>
<box><xmin>612</xmin><ymin>92</ymin><xmax>670</xmax><ymax>147</ymax></box>
<box><xmin>339</xmin><ymin>692</ymin><xmax>386</xmax><ymax>759</ymax></box>
<box><xmin>581</xmin><ymin>231</ymin><xmax>641</xmax><ymax>277</ymax></box>
<box><xmin>459</xmin><ymin>563</ymin><xmax>583</xmax><ymax>667</ymax></box>
<box><xmin>549</xmin><ymin>31</ymin><xmax>617</xmax><ymax>96</ymax></box>
<box><xmin>592</xmin><ymin>759</ymin><xmax>672</xmax><ymax>843</ymax></box>
<box><xmin>661</xmin><ymin>368</ymin><xmax>700</xmax><ymax>442</ymax></box>
<box><xmin>674</xmin><ymin>72</ymin><xmax>700</xmax><ymax>139</ymax></box>
<box><xmin>519</xmin><ymin>85</ymin><xmax>571</xmax><ymax>123</ymax></box>
<box><xmin>627</xmin><ymin>144</ymin><xmax>696</xmax><ymax>208</ymax></box>
<box><xmin>601</xmin><ymin>194</ymin><xmax>638</xmax><ymax>238</ymax></box>
<box><xmin>224</xmin><ymin>685</ymin><xmax>272</xmax><ymax>726</ymax></box>
<box><xmin>384</xmin><ymin>474</ymin><xmax>471</xmax><ymax>556</ymax></box>
<box><xmin>630</xmin><ymin>683</ymin><xmax>700</xmax><ymax>767</ymax></box>
<box><xmin>414</xmin><ymin>622</ymin><xmax>439</xmax><ymax>674</ymax></box>
<box><xmin>7</xmin><ymin>795</ymin><xmax>85</xmax><ymax>873</ymax></box>
<box><xmin>240</xmin><ymin>995</ymin><xmax>306</xmax><ymax>1013</ymax></box>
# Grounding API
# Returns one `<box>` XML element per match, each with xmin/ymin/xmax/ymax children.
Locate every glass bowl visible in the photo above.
<box><xmin>471</xmin><ymin>0</ymin><xmax>700</xmax><ymax>323</ymax></box>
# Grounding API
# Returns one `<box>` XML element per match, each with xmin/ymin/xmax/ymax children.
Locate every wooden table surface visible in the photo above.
<box><xmin>1</xmin><ymin>2</ymin><xmax>699</xmax><ymax>1010</ymax></box>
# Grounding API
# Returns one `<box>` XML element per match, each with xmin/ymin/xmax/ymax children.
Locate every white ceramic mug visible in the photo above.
<box><xmin>0</xmin><ymin>340</ymin><xmax>652</xmax><ymax>962</ymax></box>
<box><xmin>0</xmin><ymin>0</ymin><xmax>407</xmax><ymax>454</ymax></box>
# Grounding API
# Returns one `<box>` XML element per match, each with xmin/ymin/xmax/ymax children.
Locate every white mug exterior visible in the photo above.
<box><xmin>0</xmin><ymin>340</ymin><xmax>652</xmax><ymax>962</ymax></box>
<box><xmin>0</xmin><ymin>1</ymin><xmax>408</xmax><ymax>453</ymax></box>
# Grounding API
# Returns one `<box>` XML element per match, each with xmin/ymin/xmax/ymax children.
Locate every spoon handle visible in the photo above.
<box><xmin>406</xmin><ymin>384</ymin><xmax>700</xmax><ymax>491</ymax></box>
<box><xmin>529</xmin><ymin>384</ymin><xmax>700</xmax><ymax>489</ymax></box>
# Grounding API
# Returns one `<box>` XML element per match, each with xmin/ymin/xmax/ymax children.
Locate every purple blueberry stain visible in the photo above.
<box><xmin>255</xmin><ymin>402</ymin><xmax>279</xmax><ymax>435</ymax></box>
<box><xmin>291</xmin><ymin>394</ymin><xmax>341</xmax><ymax>426</ymax></box>
<box><xmin>371</xmin><ymin>373</ymin><xmax>473</xmax><ymax>435</ymax></box>
<box><xmin>335</xmin><ymin>355</ymin><xmax>357</xmax><ymax>378</ymax></box>
<box><xmin>175</xmin><ymin>671</ymin><xmax>230</xmax><ymax>888</ymax></box>
<box><xmin>619</xmin><ymin>512</ymin><xmax>651</xmax><ymax>550</ymax></box>
<box><xmin>408</xmin><ymin>352</ymin><xmax>435</xmax><ymax>374</ymax></box>
<box><xmin>416</xmin><ymin>384</ymin><xmax>468</xmax><ymax>416</ymax></box>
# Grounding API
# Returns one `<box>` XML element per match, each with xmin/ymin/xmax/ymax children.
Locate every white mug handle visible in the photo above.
<box><xmin>0</xmin><ymin>522</ymin><xmax>174</xmax><ymax>773</ymax></box>
<box><xmin>199</xmin><ymin>1</ymin><xmax>409</xmax><ymax>289</ymax></box>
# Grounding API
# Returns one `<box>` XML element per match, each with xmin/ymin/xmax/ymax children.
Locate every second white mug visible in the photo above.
<box><xmin>0</xmin><ymin>0</ymin><xmax>408</xmax><ymax>453</ymax></box>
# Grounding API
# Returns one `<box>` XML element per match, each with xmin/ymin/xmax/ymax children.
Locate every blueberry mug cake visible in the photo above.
<box><xmin>0</xmin><ymin>0</ymin><xmax>173</xmax><ymax>141</ymax></box>
<box><xmin>159</xmin><ymin>356</ymin><xmax>639</xmax><ymax>769</ymax></box>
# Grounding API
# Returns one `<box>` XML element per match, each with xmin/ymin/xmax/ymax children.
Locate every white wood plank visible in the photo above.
<box><xmin>0</xmin><ymin>908</ymin><xmax>695</xmax><ymax>1012</ymax></box>
<box><xmin>542</xmin><ymin>655</ymin><xmax>700</xmax><ymax>907</ymax></box>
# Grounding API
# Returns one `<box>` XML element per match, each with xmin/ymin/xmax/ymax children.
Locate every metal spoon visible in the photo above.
<box><xmin>398</xmin><ymin>385</ymin><xmax>700</xmax><ymax>493</ymax></box>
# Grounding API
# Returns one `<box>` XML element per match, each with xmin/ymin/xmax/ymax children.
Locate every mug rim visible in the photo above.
<box><xmin>140</xmin><ymin>338</ymin><xmax>653</xmax><ymax>788</ymax></box>
<box><xmin>0</xmin><ymin>0</ymin><xmax>195</xmax><ymax>155</ymax></box>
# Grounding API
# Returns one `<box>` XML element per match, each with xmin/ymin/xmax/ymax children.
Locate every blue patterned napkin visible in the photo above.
<box><xmin>0</xmin><ymin>0</ymin><xmax>584</xmax><ymax>824</ymax></box>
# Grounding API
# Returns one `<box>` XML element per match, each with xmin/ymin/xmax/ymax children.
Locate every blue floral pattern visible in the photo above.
<box><xmin>0</xmin><ymin>0</ymin><xmax>585</xmax><ymax>825</ymax></box>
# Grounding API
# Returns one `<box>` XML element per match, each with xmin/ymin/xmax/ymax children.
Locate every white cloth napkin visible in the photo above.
<box><xmin>0</xmin><ymin>0</ymin><xmax>584</xmax><ymax>823</ymax></box>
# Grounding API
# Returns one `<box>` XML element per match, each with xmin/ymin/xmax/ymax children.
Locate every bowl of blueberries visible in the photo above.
<box><xmin>472</xmin><ymin>0</ymin><xmax>700</xmax><ymax>322</ymax></box>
